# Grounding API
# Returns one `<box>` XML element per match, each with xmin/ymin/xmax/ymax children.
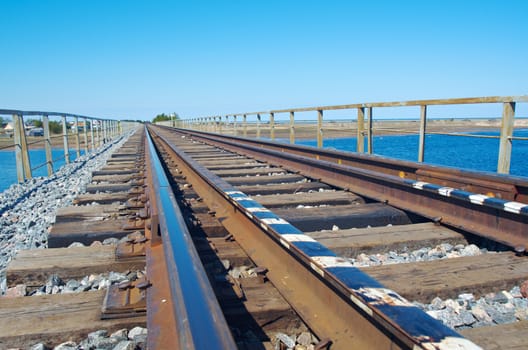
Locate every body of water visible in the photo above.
<box><xmin>0</xmin><ymin>149</ymin><xmax>84</xmax><ymax>192</ymax></box>
<box><xmin>292</xmin><ymin>129</ymin><xmax>528</xmax><ymax>178</ymax></box>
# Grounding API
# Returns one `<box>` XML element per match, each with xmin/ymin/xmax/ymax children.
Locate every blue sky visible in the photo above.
<box><xmin>0</xmin><ymin>0</ymin><xmax>526</xmax><ymax>121</ymax></box>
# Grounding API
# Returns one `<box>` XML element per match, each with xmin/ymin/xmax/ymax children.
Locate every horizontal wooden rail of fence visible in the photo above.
<box><xmin>177</xmin><ymin>96</ymin><xmax>528</xmax><ymax>174</ymax></box>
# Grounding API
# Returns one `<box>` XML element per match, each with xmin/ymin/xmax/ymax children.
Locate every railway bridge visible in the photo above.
<box><xmin>1</xmin><ymin>96</ymin><xmax>528</xmax><ymax>349</ymax></box>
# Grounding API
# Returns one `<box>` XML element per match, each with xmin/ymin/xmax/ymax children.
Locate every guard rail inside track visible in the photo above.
<box><xmin>144</xmin><ymin>124</ymin><xmax>528</xmax><ymax>349</ymax></box>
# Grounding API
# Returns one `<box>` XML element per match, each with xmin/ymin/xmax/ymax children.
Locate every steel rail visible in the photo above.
<box><xmin>144</xmin><ymin>129</ymin><xmax>237</xmax><ymax>349</ymax></box>
<box><xmin>165</xmin><ymin>127</ymin><xmax>528</xmax><ymax>251</ymax></box>
<box><xmin>147</xmin><ymin>125</ymin><xmax>482</xmax><ymax>350</ymax></box>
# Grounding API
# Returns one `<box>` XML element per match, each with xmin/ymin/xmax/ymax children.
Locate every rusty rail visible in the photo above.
<box><xmin>179</xmin><ymin>95</ymin><xmax>528</xmax><ymax>174</ymax></box>
<box><xmin>144</xmin><ymin>129</ymin><xmax>237</xmax><ymax>349</ymax></box>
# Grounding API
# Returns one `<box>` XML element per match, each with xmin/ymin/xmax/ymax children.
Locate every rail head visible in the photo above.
<box><xmin>145</xmin><ymin>128</ymin><xmax>237</xmax><ymax>349</ymax></box>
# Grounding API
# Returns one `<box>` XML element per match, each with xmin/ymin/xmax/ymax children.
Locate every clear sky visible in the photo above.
<box><xmin>0</xmin><ymin>0</ymin><xmax>527</xmax><ymax>121</ymax></box>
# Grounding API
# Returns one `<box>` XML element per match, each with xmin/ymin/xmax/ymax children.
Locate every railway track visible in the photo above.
<box><xmin>146</xmin><ymin>125</ymin><xmax>528</xmax><ymax>349</ymax></box>
<box><xmin>1</xmin><ymin>125</ymin><xmax>527</xmax><ymax>349</ymax></box>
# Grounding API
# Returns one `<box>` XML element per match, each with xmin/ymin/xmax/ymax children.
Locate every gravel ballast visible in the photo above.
<box><xmin>0</xmin><ymin>131</ymin><xmax>134</xmax><ymax>295</ymax></box>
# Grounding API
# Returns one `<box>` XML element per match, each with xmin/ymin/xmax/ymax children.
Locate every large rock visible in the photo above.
<box><xmin>4</xmin><ymin>284</ymin><xmax>26</xmax><ymax>297</ymax></box>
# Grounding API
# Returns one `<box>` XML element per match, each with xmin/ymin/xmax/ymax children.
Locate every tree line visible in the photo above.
<box><xmin>1</xmin><ymin>117</ymin><xmax>77</xmax><ymax>134</ymax></box>
<box><xmin>26</xmin><ymin>119</ymin><xmax>64</xmax><ymax>134</ymax></box>
<box><xmin>1</xmin><ymin>112</ymin><xmax>179</xmax><ymax>132</ymax></box>
<box><xmin>152</xmin><ymin>113</ymin><xmax>179</xmax><ymax>123</ymax></box>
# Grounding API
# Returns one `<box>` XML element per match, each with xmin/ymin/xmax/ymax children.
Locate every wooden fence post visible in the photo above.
<box><xmin>317</xmin><ymin>110</ymin><xmax>323</xmax><ymax>148</ymax></box>
<box><xmin>289</xmin><ymin>111</ymin><xmax>295</xmax><ymax>144</ymax></box>
<box><xmin>90</xmin><ymin>120</ymin><xmax>96</xmax><ymax>150</ymax></box>
<box><xmin>96</xmin><ymin>120</ymin><xmax>101</xmax><ymax>147</ymax></box>
<box><xmin>103</xmin><ymin>120</ymin><xmax>107</xmax><ymax>143</ymax></box>
<box><xmin>13</xmin><ymin>113</ymin><xmax>32</xmax><ymax>182</ymax></box>
<box><xmin>83</xmin><ymin>118</ymin><xmax>89</xmax><ymax>154</ymax></box>
<box><xmin>497</xmin><ymin>102</ymin><xmax>515</xmax><ymax>174</ymax></box>
<box><xmin>74</xmin><ymin>117</ymin><xmax>81</xmax><ymax>158</ymax></box>
<box><xmin>418</xmin><ymin>105</ymin><xmax>427</xmax><ymax>162</ymax></box>
<box><xmin>42</xmin><ymin>115</ymin><xmax>53</xmax><ymax>176</ymax></box>
<box><xmin>62</xmin><ymin>115</ymin><xmax>70</xmax><ymax>164</ymax></box>
<box><xmin>243</xmin><ymin>114</ymin><xmax>247</xmax><ymax>137</ymax></box>
<box><xmin>256</xmin><ymin>114</ymin><xmax>261</xmax><ymax>138</ymax></box>
<box><xmin>270</xmin><ymin>112</ymin><xmax>275</xmax><ymax>141</ymax></box>
<box><xmin>357</xmin><ymin>107</ymin><xmax>365</xmax><ymax>153</ymax></box>
<box><xmin>367</xmin><ymin>107</ymin><xmax>373</xmax><ymax>154</ymax></box>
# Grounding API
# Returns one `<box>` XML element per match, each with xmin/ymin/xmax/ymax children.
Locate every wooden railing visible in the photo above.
<box><xmin>0</xmin><ymin>109</ymin><xmax>137</xmax><ymax>183</ymax></box>
<box><xmin>179</xmin><ymin>96</ymin><xmax>528</xmax><ymax>174</ymax></box>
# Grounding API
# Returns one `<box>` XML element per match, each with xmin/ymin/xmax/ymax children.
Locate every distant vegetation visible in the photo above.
<box><xmin>48</xmin><ymin>121</ymin><xmax>63</xmax><ymax>134</ymax></box>
<box><xmin>153</xmin><ymin>113</ymin><xmax>179</xmax><ymax>123</ymax></box>
<box><xmin>27</xmin><ymin>119</ymin><xmax>43</xmax><ymax>128</ymax></box>
<box><xmin>25</xmin><ymin>118</ymin><xmax>62</xmax><ymax>134</ymax></box>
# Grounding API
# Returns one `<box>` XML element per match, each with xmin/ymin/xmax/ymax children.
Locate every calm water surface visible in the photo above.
<box><xmin>0</xmin><ymin>149</ymin><xmax>84</xmax><ymax>192</ymax></box>
<box><xmin>292</xmin><ymin>129</ymin><xmax>528</xmax><ymax>178</ymax></box>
